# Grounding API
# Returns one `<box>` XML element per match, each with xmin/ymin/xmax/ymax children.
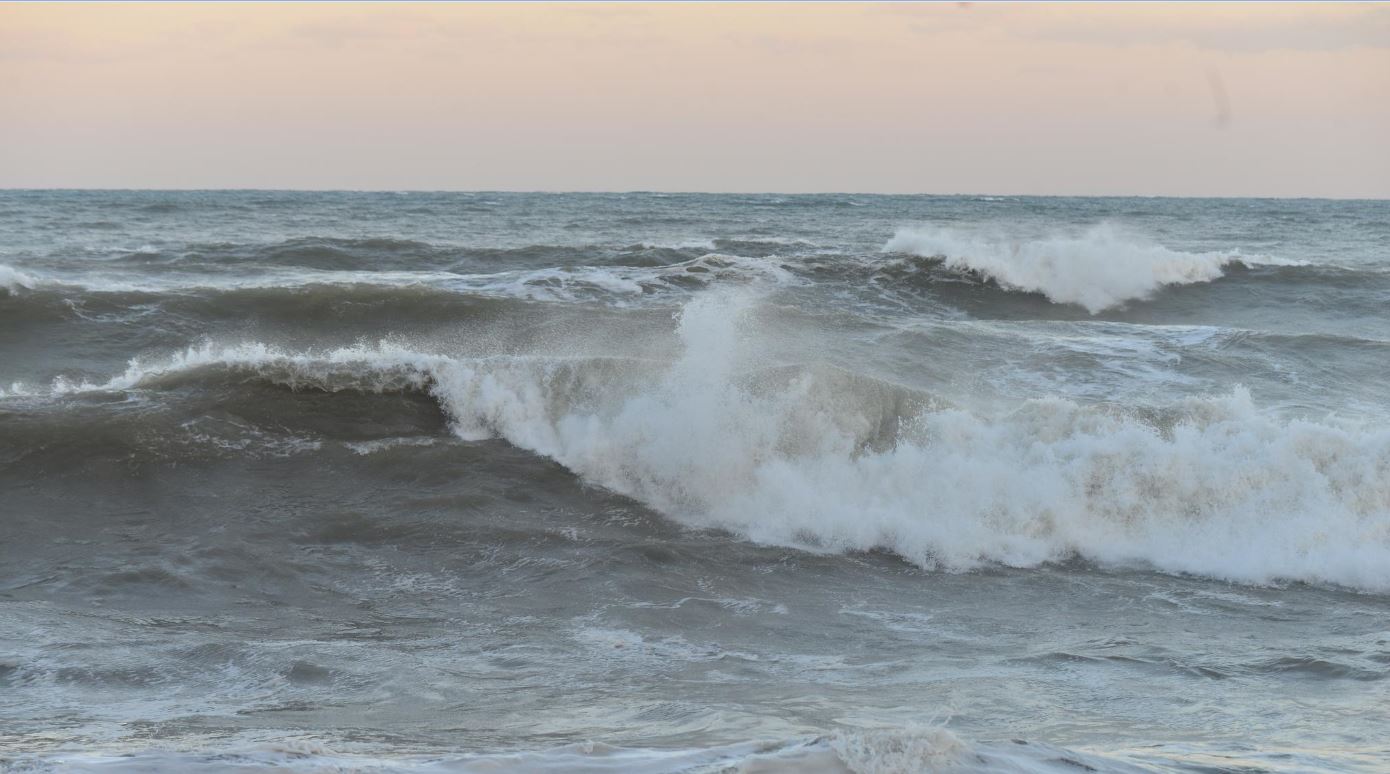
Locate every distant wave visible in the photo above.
<box><xmin>21</xmin><ymin>290</ymin><xmax>1390</xmax><ymax>592</ymax></box>
<box><xmin>96</xmin><ymin>237</ymin><xmax>602</xmax><ymax>271</ymax></box>
<box><xmin>884</xmin><ymin>224</ymin><xmax>1299</xmax><ymax>313</ymax></box>
<box><xmin>99</xmin><ymin>236</ymin><xmax>819</xmax><ymax>272</ymax></box>
<box><xmin>0</xmin><ymin>253</ymin><xmax>797</xmax><ymax>312</ymax></box>
<box><xmin>12</xmin><ymin>232</ymin><xmax>1378</xmax><ymax>327</ymax></box>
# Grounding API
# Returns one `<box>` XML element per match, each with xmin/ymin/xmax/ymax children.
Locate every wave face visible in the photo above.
<box><xmin>4</xmin><ymin>191</ymin><xmax>1390</xmax><ymax>773</ymax></box>
<box><xmin>883</xmin><ymin>224</ymin><xmax>1290</xmax><ymax>313</ymax></box>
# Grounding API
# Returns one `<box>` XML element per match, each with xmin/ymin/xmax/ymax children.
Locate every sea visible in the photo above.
<box><xmin>1</xmin><ymin>191</ymin><xmax>1387</xmax><ymax>773</ymax></box>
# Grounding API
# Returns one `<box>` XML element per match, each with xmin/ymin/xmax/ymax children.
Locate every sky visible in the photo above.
<box><xmin>2</xmin><ymin>2</ymin><xmax>1388</xmax><ymax>197</ymax></box>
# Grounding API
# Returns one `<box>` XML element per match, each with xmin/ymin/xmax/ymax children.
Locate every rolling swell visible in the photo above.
<box><xmin>0</xmin><ymin>282</ymin><xmax>553</xmax><ymax>329</ymax></box>
<box><xmin>0</xmin><ymin>252</ymin><xmax>794</xmax><ymax>319</ymax></box>
<box><xmin>11</xmin><ymin>290</ymin><xmax>1390</xmax><ymax>592</ymax></box>
<box><xmin>0</xmin><ymin>383</ymin><xmax>449</xmax><ymax>468</ymax></box>
<box><xmin>9</xmin><ymin>249</ymin><xmax>1386</xmax><ymax>336</ymax></box>
<box><xmin>98</xmin><ymin>237</ymin><xmax>719</xmax><ymax>272</ymax></box>
<box><xmin>9</xmin><ymin>222</ymin><xmax>1382</xmax><ymax>331</ymax></box>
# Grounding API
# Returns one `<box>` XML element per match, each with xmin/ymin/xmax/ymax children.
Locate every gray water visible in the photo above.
<box><xmin>1</xmin><ymin>192</ymin><xmax>1388</xmax><ymax>772</ymax></box>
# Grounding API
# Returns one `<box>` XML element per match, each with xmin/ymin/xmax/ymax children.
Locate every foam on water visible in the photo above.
<box><xmin>884</xmin><ymin>224</ymin><xmax>1293</xmax><ymax>313</ymax></box>
<box><xmin>29</xmin><ymin>290</ymin><xmax>1390</xmax><ymax>592</ymax></box>
<box><xmin>7</xmin><ymin>730</ymin><xmax>1152</xmax><ymax>773</ymax></box>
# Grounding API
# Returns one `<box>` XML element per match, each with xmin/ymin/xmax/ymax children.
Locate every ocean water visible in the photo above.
<box><xmin>1</xmin><ymin>191</ymin><xmax>1388</xmax><ymax>773</ymax></box>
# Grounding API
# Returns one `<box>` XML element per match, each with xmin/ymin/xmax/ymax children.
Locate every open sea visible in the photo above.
<box><xmin>1</xmin><ymin>191</ymin><xmax>1388</xmax><ymax>772</ymax></box>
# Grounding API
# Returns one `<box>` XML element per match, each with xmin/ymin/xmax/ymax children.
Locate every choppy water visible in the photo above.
<box><xmin>2</xmin><ymin>191</ymin><xmax>1388</xmax><ymax>772</ymax></box>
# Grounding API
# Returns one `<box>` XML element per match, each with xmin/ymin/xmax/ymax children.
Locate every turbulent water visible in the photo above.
<box><xmin>2</xmin><ymin>191</ymin><xmax>1389</xmax><ymax>773</ymax></box>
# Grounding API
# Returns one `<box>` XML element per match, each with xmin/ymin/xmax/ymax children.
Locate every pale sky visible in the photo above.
<box><xmin>2</xmin><ymin>2</ymin><xmax>1388</xmax><ymax>197</ymax></box>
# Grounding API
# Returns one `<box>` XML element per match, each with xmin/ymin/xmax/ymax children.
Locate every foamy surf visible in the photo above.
<box><xmin>5</xmin><ymin>730</ymin><xmax>1152</xmax><ymax>773</ymax></box>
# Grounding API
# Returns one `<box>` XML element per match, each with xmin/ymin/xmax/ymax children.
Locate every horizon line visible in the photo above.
<box><xmin>2</xmin><ymin>187</ymin><xmax>1386</xmax><ymax>203</ymax></box>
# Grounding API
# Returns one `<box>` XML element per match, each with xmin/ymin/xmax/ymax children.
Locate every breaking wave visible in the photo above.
<box><xmin>884</xmin><ymin>224</ymin><xmax>1296</xmax><ymax>313</ymax></box>
<box><xmin>0</xmin><ymin>264</ymin><xmax>38</xmax><ymax>293</ymax></box>
<box><xmin>22</xmin><ymin>289</ymin><xmax>1390</xmax><ymax>593</ymax></box>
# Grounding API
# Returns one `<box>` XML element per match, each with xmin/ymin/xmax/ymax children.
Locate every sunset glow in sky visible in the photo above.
<box><xmin>2</xmin><ymin>2</ymin><xmax>1388</xmax><ymax>196</ymax></box>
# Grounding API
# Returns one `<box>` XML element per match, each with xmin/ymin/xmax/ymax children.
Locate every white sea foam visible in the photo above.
<box><xmin>884</xmin><ymin>224</ymin><xmax>1291</xmax><ymax>313</ymax></box>
<box><xmin>345</xmin><ymin>436</ymin><xmax>441</xmax><ymax>455</ymax></box>
<box><xmin>0</xmin><ymin>263</ymin><xmax>38</xmax><ymax>292</ymax></box>
<box><xmin>38</xmin><ymin>291</ymin><xmax>1390</xmax><ymax>591</ymax></box>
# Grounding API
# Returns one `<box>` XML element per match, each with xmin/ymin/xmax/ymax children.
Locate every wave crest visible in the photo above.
<box><xmin>884</xmin><ymin>224</ymin><xmax>1287</xmax><ymax>313</ymax></box>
